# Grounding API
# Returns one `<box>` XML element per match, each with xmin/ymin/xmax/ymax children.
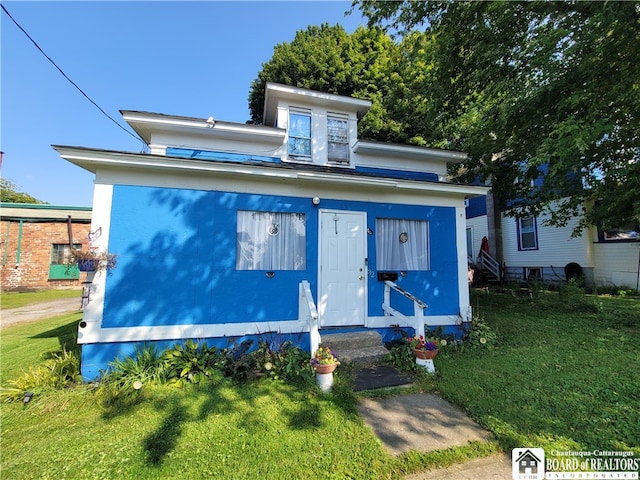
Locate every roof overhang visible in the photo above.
<box><xmin>0</xmin><ymin>203</ymin><xmax>92</xmax><ymax>221</ymax></box>
<box><xmin>53</xmin><ymin>146</ymin><xmax>489</xmax><ymax>199</ymax></box>
<box><xmin>121</xmin><ymin>110</ymin><xmax>285</xmax><ymax>146</ymax></box>
<box><xmin>263</xmin><ymin>83</ymin><xmax>372</xmax><ymax>126</ymax></box>
<box><xmin>354</xmin><ymin>140</ymin><xmax>467</xmax><ymax>164</ymax></box>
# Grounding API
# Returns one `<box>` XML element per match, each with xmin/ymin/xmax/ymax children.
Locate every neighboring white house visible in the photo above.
<box><xmin>55</xmin><ymin>83</ymin><xmax>488</xmax><ymax>380</ymax></box>
<box><xmin>467</xmin><ymin>196</ymin><xmax>640</xmax><ymax>289</ymax></box>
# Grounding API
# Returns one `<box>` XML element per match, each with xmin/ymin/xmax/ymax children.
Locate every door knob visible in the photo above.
<box><xmin>359</xmin><ymin>275</ymin><xmax>364</xmax><ymax>280</ymax></box>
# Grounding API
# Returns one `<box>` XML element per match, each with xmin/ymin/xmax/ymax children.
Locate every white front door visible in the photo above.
<box><xmin>318</xmin><ymin>210</ymin><xmax>367</xmax><ymax>327</ymax></box>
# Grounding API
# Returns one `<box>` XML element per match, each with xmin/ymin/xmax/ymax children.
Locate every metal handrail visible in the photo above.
<box><xmin>382</xmin><ymin>280</ymin><xmax>428</xmax><ymax>338</ymax></box>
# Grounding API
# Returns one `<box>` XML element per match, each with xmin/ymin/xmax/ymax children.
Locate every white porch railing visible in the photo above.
<box><xmin>382</xmin><ymin>280</ymin><xmax>428</xmax><ymax>338</ymax></box>
<box><xmin>477</xmin><ymin>249</ymin><xmax>501</xmax><ymax>281</ymax></box>
<box><xmin>299</xmin><ymin>280</ymin><xmax>320</xmax><ymax>354</ymax></box>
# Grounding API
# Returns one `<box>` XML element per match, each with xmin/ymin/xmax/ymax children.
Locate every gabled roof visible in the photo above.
<box><xmin>515</xmin><ymin>449</ymin><xmax>542</xmax><ymax>463</ymax></box>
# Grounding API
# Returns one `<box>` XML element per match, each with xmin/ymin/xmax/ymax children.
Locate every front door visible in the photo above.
<box><xmin>318</xmin><ymin>210</ymin><xmax>367</xmax><ymax>327</ymax></box>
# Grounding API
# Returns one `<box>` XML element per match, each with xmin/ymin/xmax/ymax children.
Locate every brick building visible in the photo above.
<box><xmin>1</xmin><ymin>203</ymin><xmax>92</xmax><ymax>291</ymax></box>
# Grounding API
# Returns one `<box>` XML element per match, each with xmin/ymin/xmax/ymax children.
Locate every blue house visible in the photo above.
<box><xmin>55</xmin><ymin>83</ymin><xmax>488</xmax><ymax>380</ymax></box>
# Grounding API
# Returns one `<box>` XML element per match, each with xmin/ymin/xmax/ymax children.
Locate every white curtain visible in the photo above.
<box><xmin>376</xmin><ymin>218</ymin><xmax>429</xmax><ymax>270</ymax></box>
<box><xmin>237</xmin><ymin>211</ymin><xmax>306</xmax><ymax>270</ymax></box>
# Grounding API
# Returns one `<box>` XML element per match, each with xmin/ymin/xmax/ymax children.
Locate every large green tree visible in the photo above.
<box><xmin>248</xmin><ymin>24</ymin><xmax>406</xmax><ymax>142</ymax></box>
<box><xmin>0</xmin><ymin>178</ymin><xmax>46</xmax><ymax>204</ymax></box>
<box><xmin>354</xmin><ymin>1</ymin><xmax>640</xmax><ymax>233</ymax></box>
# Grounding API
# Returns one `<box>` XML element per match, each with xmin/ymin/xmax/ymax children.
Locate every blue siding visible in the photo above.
<box><xmin>166</xmin><ymin>147</ymin><xmax>280</xmax><ymax>164</ymax></box>
<box><xmin>354</xmin><ymin>166</ymin><xmax>439</xmax><ymax>182</ymax></box>
<box><xmin>102</xmin><ymin>185</ymin><xmax>460</xmax><ymax>328</ymax></box>
<box><xmin>465</xmin><ymin>195</ymin><xmax>487</xmax><ymax>219</ymax></box>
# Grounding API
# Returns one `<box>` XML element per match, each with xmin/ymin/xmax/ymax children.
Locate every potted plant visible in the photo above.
<box><xmin>311</xmin><ymin>347</ymin><xmax>340</xmax><ymax>392</ymax></box>
<box><xmin>67</xmin><ymin>248</ymin><xmax>118</xmax><ymax>273</ymax></box>
<box><xmin>310</xmin><ymin>346</ymin><xmax>340</xmax><ymax>374</ymax></box>
<box><xmin>407</xmin><ymin>335</ymin><xmax>439</xmax><ymax>360</ymax></box>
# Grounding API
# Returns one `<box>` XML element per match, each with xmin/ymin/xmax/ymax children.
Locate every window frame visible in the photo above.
<box><xmin>375</xmin><ymin>218</ymin><xmax>430</xmax><ymax>271</ymax></box>
<box><xmin>287</xmin><ymin>109</ymin><xmax>312</xmax><ymax>161</ymax></box>
<box><xmin>327</xmin><ymin>114</ymin><xmax>349</xmax><ymax>165</ymax></box>
<box><xmin>517</xmin><ymin>215</ymin><xmax>538</xmax><ymax>251</ymax></box>
<box><xmin>600</xmin><ymin>223</ymin><xmax>640</xmax><ymax>242</ymax></box>
<box><xmin>236</xmin><ymin>210</ymin><xmax>307</xmax><ymax>271</ymax></box>
<box><xmin>49</xmin><ymin>243</ymin><xmax>81</xmax><ymax>280</ymax></box>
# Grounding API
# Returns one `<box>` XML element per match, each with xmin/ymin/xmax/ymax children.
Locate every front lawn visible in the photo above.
<box><xmin>1</xmin><ymin>289</ymin><xmax>81</xmax><ymax>309</ymax></box>
<box><xmin>433</xmin><ymin>290</ymin><xmax>640</xmax><ymax>454</ymax></box>
<box><xmin>0</xmin><ymin>289</ymin><xmax>638</xmax><ymax>478</ymax></box>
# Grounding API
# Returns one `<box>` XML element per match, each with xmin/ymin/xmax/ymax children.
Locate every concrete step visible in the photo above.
<box><xmin>335</xmin><ymin>345</ymin><xmax>390</xmax><ymax>365</ymax></box>
<box><xmin>321</xmin><ymin>331</ymin><xmax>384</xmax><ymax>350</ymax></box>
<box><xmin>320</xmin><ymin>331</ymin><xmax>389</xmax><ymax>365</ymax></box>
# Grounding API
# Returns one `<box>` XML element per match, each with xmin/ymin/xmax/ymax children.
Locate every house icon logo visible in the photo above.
<box><xmin>512</xmin><ymin>448</ymin><xmax>545</xmax><ymax>480</ymax></box>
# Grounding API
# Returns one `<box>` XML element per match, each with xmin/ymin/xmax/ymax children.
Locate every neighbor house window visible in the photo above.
<box><xmin>288</xmin><ymin>110</ymin><xmax>311</xmax><ymax>160</ymax></box>
<box><xmin>49</xmin><ymin>243</ymin><xmax>81</xmax><ymax>279</ymax></box>
<box><xmin>237</xmin><ymin>211</ymin><xmax>306</xmax><ymax>270</ymax></box>
<box><xmin>602</xmin><ymin>223</ymin><xmax>639</xmax><ymax>241</ymax></box>
<box><xmin>327</xmin><ymin>115</ymin><xmax>349</xmax><ymax>164</ymax></box>
<box><xmin>517</xmin><ymin>216</ymin><xmax>538</xmax><ymax>250</ymax></box>
<box><xmin>376</xmin><ymin>218</ymin><xmax>429</xmax><ymax>270</ymax></box>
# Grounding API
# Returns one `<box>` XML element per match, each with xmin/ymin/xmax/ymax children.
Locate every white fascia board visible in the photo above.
<box><xmin>354</xmin><ymin>140</ymin><xmax>468</xmax><ymax>164</ymax></box>
<box><xmin>121</xmin><ymin>110</ymin><xmax>285</xmax><ymax>146</ymax></box>
<box><xmin>54</xmin><ymin>146</ymin><xmax>488</xmax><ymax>198</ymax></box>
<box><xmin>264</xmin><ymin>83</ymin><xmax>372</xmax><ymax>125</ymax></box>
<box><xmin>53</xmin><ymin>146</ymin><xmax>295</xmax><ymax>177</ymax></box>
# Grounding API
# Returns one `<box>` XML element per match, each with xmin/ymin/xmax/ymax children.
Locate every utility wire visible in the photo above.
<box><xmin>1</xmin><ymin>4</ymin><xmax>143</xmax><ymax>145</ymax></box>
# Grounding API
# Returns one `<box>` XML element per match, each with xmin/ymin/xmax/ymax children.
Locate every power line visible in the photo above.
<box><xmin>1</xmin><ymin>4</ymin><xmax>144</xmax><ymax>145</ymax></box>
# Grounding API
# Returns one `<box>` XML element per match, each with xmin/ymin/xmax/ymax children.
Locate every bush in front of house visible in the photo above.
<box><xmin>0</xmin><ymin>349</ymin><xmax>82</xmax><ymax>402</ymax></box>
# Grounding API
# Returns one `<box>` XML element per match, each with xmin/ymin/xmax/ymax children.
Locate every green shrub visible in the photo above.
<box><xmin>252</xmin><ymin>338</ymin><xmax>314</xmax><ymax>384</ymax></box>
<box><xmin>384</xmin><ymin>339</ymin><xmax>420</xmax><ymax>374</ymax></box>
<box><xmin>162</xmin><ymin>340</ymin><xmax>222</xmax><ymax>384</ymax></box>
<box><xmin>107</xmin><ymin>344</ymin><xmax>168</xmax><ymax>387</ymax></box>
<box><xmin>97</xmin><ymin>345</ymin><xmax>169</xmax><ymax>409</ymax></box>
<box><xmin>461</xmin><ymin>314</ymin><xmax>498</xmax><ymax>349</ymax></box>
<box><xmin>0</xmin><ymin>349</ymin><xmax>81</xmax><ymax>402</ymax></box>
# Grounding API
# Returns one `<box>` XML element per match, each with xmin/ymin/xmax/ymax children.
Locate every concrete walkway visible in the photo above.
<box><xmin>357</xmin><ymin>392</ymin><xmax>513</xmax><ymax>479</ymax></box>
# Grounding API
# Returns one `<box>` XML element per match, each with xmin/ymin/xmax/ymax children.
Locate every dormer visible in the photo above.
<box><xmin>263</xmin><ymin>83</ymin><xmax>371</xmax><ymax>167</ymax></box>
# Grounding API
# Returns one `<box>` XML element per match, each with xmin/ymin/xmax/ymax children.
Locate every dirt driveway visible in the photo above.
<box><xmin>0</xmin><ymin>298</ymin><xmax>82</xmax><ymax>328</ymax></box>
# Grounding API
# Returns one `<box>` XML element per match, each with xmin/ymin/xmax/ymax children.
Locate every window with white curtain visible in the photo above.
<box><xmin>376</xmin><ymin>218</ymin><xmax>430</xmax><ymax>271</ymax></box>
<box><xmin>236</xmin><ymin>211</ymin><xmax>306</xmax><ymax>270</ymax></box>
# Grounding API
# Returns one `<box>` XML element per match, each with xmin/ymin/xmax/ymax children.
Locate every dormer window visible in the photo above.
<box><xmin>327</xmin><ymin>115</ymin><xmax>349</xmax><ymax>164</ymax></box>
<box><xmin>288</xmin><ymin>110</ymin><xmax>311</xmax><ymax>160</ymax></box>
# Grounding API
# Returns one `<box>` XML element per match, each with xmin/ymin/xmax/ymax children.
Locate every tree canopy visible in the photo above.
<box><xmin>1</xmin><ymin>178</ymin><xmax>46</xmax><ymax>204</ymax></box>
<box><xmin>249</xmin><ymin>23</ymin><xmax>405</xmax><ymax>141</ymax></box>
<box><xmin>353</xmin><ymin>0</ymin><xmax>640</xmax><ymax>233</ymax></box>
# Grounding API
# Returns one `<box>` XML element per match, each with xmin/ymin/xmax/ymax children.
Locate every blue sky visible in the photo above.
<box><xmin>1</xmin><ymin>1</ymin><xmax>365</xmax><ymax>206</ymax></box>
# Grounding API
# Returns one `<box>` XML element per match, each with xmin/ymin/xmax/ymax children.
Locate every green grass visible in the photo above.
<box><xmin>0</xmin><ymin>289</ymin><xmax>81</xmax><ymax>309</ymax></box>
<box><xmin>434</xmin><ymin>291</ymin><xmax>640</xmax><ymax>455</ymax></box>
<box><xmin>0</xmin><ymin>312</ymin><xmax>81</xmax><ymax>382</ymax></box>
<box><xmin>0</xmin><ymin>290</ymin><xmax>638</xmax><ymax>478</ymax></box>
